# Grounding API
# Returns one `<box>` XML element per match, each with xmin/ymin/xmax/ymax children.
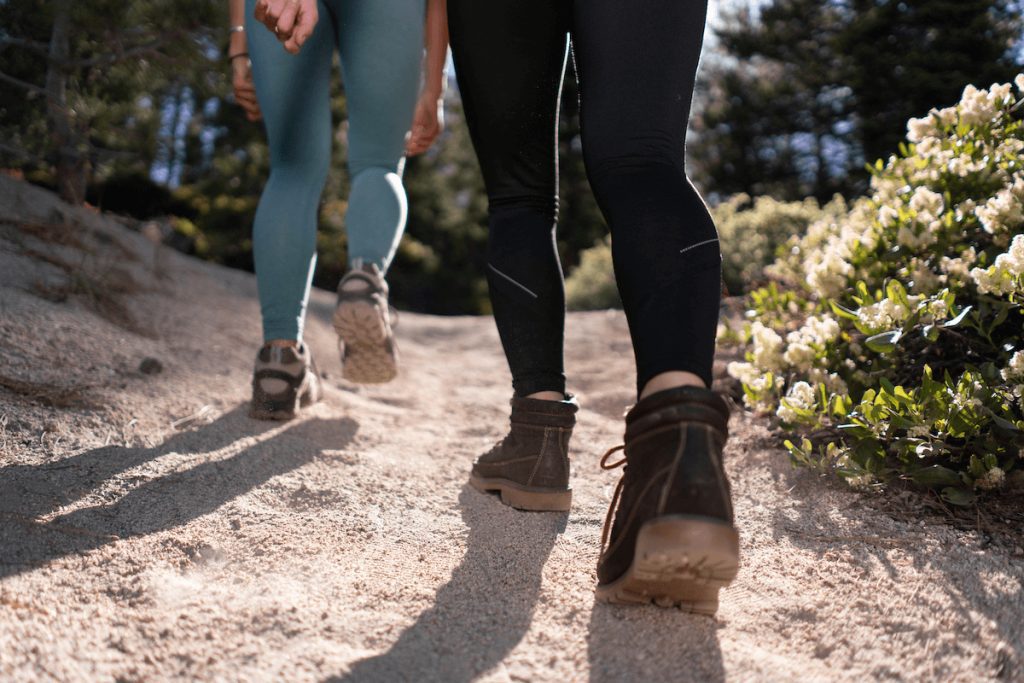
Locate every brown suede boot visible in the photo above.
<box><xmin>469</xmin><ymin>395</ymin><xmax>578</xmax><ymax>511</ymax></box>
<box><xmin>596</xmin><ymin>386</ymin><xmax>739</xmax><ymax>614</ymax></box>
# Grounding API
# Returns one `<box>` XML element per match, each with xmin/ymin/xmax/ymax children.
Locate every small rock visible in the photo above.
<box><xmin>139</xmin><ymin>357</ymin><xmax>163</xmax><ymax>375</ymax></box>
<box><xmin>230</xmin><ymin>518</ymin><xmax>241</xmax><ymax>531</ymax></box>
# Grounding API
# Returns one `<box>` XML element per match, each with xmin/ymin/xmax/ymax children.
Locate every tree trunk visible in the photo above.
<box><xmin>45</xmin><ymin>0</ymin><xmax>87</xmax><ymax>205</ymax></box>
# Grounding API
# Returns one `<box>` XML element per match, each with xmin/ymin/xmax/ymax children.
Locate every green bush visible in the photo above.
<box><xmin>565</xmin><ymin>194</ymin><xmax>837</xmax><ymax>310</ymax></box>
<box><xmin>716</xmin><ymin>194</ymin><xmax>845</xmax><ymax>294</ymax></box>
<box><xmin>565</xmin><ymin>236</ymin><xmax>620</xmax><ymax>310</ymax></box>
<box><xmin>728</xmin><ymin>78</ymin><xmax>1024</xmax><ymax>505</ymax></box>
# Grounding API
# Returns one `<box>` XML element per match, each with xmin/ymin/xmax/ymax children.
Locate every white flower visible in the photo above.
<box><xmin>783</xmin><ymin>343</ymin><xmax>815</xmax><ymax>370</ymax></box>
<box><xmin>777</xmin><ymin>381</ymin><xmax>817</xmax><ymax>423</ymax></box>
<box><xmin>976</xmin><ymin>177</ymin><xmax>1024</xmax><ymax>235</ymax></box>
<box><xmin>1015</xmin><ymin>73</ymin><xmax>1024</xmax><ymax>93</ymax></box>
<box><xmin>907</xmin><ymin>116</ymin><xmax>935</xmax><ymax>143</ymax></box>
<box><xmin>975</xmin><ymin>466</ymin><xmax>1005</xmax><ymax>491</ymax></box>
<box><xmin>1003</xmin><ymin>351</ymin><xmax>1024</xmax><ymax>382</ymax></box>
<box><xmin>857</xmin><ymin>298</ymin><xmax>910</xmax><ymax>330</ymax></box>
<box><xmin>749</xmin><ymin>322</ymin><xmax>785</xmax><ymax>372</ymax></box>
<box><xmin>878</xmin><ymin>205</ymin><xmax>899</xmax><ymax>228</ymax></box>
<box><xmin>959</xmin><ymin>84</ymin><xmax>1002</xmax><ymax>127</ymax></box>
<box><xmin>909</xmin><ymin>187</ymin><xmax>945</xmax><ymax>219</ymax></box>
<box><xmin>971</xmin><ymin>235</ymin><xmax>1024</xmax><ymax>296</ymax></box>
<box><xmin>727</xmin><ymin>361</ymin><xmax>760</xmax><ymax>385</ymax></box>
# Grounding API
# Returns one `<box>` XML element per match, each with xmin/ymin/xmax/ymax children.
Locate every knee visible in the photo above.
<box><xmin>270</xmin><ymin>146</ymin><xmax>331</xmax><ymax>190</ymax></box>
<box><xmin>582</xmin><ymin>129</ymin><xmax>684</xmax><ymax>183</ymax></box>
<box><xmin>349</xmin><ymin>167</ymin><xmax>407</xmax><ymax>212</ymax></box>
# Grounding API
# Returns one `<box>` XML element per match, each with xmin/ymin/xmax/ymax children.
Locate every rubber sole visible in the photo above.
<box><xmin>596</xmin><ymin>516</ymin><xmax>739</xmax><ymax>615</ymax></box>
<box><xmin>333</xmin><ymin>299</ymin><xmax>398</xmax><ymax>384</ymax></box>
<box><xmin>469</xmin><ymin>473</ymin><xmax>572</xmax><ymax>512</ymax></box>
<box><xmin>249</xmin><ymin>374</ymin><xmax>320</xmax><ymax>421</ymax></box>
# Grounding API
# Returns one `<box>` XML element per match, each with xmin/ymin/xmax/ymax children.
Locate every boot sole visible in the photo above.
<box><xmin>469</xmin><ymin>474</ymin><xmax>572</xmax><ymax>512</ymax></box>
<box><xmin>333</xmin><ymin>300</ymin><xmax>398</xmax><ymax>384</ymax></box>
<box><xmin>249</xmin><ymin>376</ymin><xmax>320</xmax><ymax>421</ymax></box>
<box><xmin>596</xmin><ymin>516</ymin><xmax>739</xmax><ymax>615</ymax></box>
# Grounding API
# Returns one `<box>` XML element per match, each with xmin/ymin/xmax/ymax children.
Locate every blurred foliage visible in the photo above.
<box><xmin>565</xmin><ymin>236</ymin><xmax>620</xmax><ymax>311</ymax></box>
<box><xmin>1</xmin><ymin>0</ymin><xmax>608</xmax><ymax>315</ymax></box>
<box><xmin>0</xmin><ymin>0</ymin><xmax>225</xmax><ymax>200</ymax></box>
<box><xmin>565</xmin><ymin>193</ymin><xmax>848</xmax><ymax>309</ymax></box>
<box><xmin>690</xmin><ymin>0</ymin><xmax>1023</xmax><ymax>202</ymax></box>
<box><xmin>6</xmin><ymin>1</ymin><xmax>1023</xmax><ymax>314</ymax></box>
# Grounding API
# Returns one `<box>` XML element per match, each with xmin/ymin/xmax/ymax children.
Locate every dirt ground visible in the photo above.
<box><xmin>1</xmin><ymin>176</ymin><xmax>1022</xmax><ymax>682</ymax></box>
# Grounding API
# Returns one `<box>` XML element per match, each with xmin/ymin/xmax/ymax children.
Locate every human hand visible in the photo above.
<box><xmin>231</xmin><ymin>55</ymin><xmax>262</xmax><ymax>121</ymax></box>
<box><xmin>253</xmin><ymin>0</ymin><xmax>318</xmax><ymax>54</ymax></box>
<box><xmin>405</xmin><ymin>91</ymin><xmax>444</xmax><ymax>156</ymax></box>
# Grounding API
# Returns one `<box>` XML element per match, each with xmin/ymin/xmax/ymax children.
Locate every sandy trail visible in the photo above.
<box><xmin>1</xmin><ymin>176</ymin><xmax>1022</xmax><ymax>682</ymax></box>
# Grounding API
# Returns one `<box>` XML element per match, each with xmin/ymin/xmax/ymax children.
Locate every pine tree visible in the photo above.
<box><xmin>690</xmin><ymin>0</ymin><xmax>1023</xmax><ymax>201</ymax></box>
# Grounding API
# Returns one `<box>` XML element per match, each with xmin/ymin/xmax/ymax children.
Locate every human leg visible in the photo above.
<box><xmin>246</xmin><ymin>0</ymin><xmax>334</xmax><ymax>417</ymax></box>
<box><xmin>573</xmin><ymin>0</ymin><xmax>721</xmax><ymax>397</ymax></box>
<box><xmin>327</xmin><ymin>0</ymin><xmax>425</xmax><ymax>382</ymax></box>
<box><xmin>572</xmin><ymin>0</ymin><xmax>739</xmax><ymax>610</ymax></box>
<box><xmin>246</xmin><ymin>0</ymin><xmax>335</xmax><ymax>342</ymax></box>
<box><xmin>448</xmin><ymin>0</ymin><xmax>572</xmax><ymax>398</ymax></box>
<box><xmin>332</xmin><ymin>0</ymin><xmax>425</xmax><ymax>272</ymax></box>
<box><xmin>449</xmin><ymin>0</ymin><xmax>578</xmax><ymax>510</ymax></box>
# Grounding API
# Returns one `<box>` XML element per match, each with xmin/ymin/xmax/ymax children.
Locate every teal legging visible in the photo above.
<box><xmin>246</xmin><ymin>0</ymin><xmax>425</xmax><ymax>341</ymax></box>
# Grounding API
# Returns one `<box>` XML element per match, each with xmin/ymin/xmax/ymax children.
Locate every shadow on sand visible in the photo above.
<box><xmin>0</xmin><ymin>406</ymin><xmax>357</xmax><ymax>579</ymax></box>
<box><xmin>332</xmin><ymin>486</ymin><xmax>565</xmax><ymax>682</ymax></box>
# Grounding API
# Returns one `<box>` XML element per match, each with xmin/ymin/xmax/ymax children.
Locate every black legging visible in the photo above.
<box><xmin>449</xmin><ymin>0</ymin><xmax>719</xmax><ymax>397</ymax></box>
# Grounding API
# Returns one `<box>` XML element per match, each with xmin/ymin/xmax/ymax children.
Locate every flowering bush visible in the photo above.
<box><xmin>566</xmin><ymin>194</ymin><xmax>838</xmax><ymax>310</ymax></box>
<box><xmin>729</xmin><ymin>78</ymin><xmax>1024</xmax><ymax>505</ymax></box>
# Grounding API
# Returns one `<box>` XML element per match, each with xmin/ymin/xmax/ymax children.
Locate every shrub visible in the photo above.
<box><xmin>565</xmin><ymin>194</ymin><xmax>837</xmax><ymax>310</ymax></box>
<box><xmin>728</xmin><ymin>78</ymin><xmax>1024</xmax><ymax>505</ymax></box>
<box><xmin>716</xmin><ymin>194</ymin><xmax>845</xmax><ymax>294</ymax></box>
<box><xmin>565</xmin><ymin>236</ymin><xmax>621</xmax><ymax>310</ymax></box>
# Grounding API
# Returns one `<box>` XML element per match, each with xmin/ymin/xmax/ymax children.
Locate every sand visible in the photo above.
<box><xmin>1</xmin><ymin>175</ymin><xmax>1022</xmax><ymax>682</ymax></box>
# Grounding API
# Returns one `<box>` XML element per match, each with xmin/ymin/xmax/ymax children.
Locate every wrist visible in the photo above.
<box><xmin>421</xmin><ymin>75</ymin><xmax>446</xmax><ymax>101</ymax></box>
<box><xmin>229</xmin><ymin>33</ymin><xmax>247</xmax><ymax>55</ymax></box>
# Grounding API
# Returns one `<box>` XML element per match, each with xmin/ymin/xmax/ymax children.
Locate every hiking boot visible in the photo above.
<box><xmin>333</xmin><ymin>260</ymin><xmax>398</xmax><ymax>384</ymax></box>
<box><xmin>469</xmin><ymin>395</ymin><xmax>578</xmax><ymax>511</ymax></box>
<box><xmin>596</xmin><ymin>386</ymin><xmax>739</xmax><ymax>614</ymax></box>
<box><xmin>250</xmin><ymin>342</ymin><xmax>322</xmax><ymax>420</ymax></box>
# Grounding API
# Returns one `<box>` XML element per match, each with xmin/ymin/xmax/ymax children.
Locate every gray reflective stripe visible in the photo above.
<box><xmin>488</xmin><ymin>264</ymin><xmax>538</xmax><ymax>299</ymax></box>
<box><xmin>679</xmin><ymin>238</ymin><xmax>719</xmax><ymax>255</ymax></box>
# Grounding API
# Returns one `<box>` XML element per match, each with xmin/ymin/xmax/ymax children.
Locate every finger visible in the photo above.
<box><xmin>275</xmin><ymin>1</ymin><xmax>299</xmax><ymax>40</ymax></box>
<box><xmin>260</xmin><ymin>0</ymin><xmax>286</xmax><ymax>32</ymax></box>
<box><xmin>286</xmin><ymin>3</ymin><xmax>317</xmax><ymax>52</ymax></box>
<box><xmin>254</xmin><ymin>0</ymin><xmax>268</xmax><ymax>23</ymax></box>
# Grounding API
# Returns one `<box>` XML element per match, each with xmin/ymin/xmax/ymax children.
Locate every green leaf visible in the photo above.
<box><xmin>969</xmin><ymin>455</ymin><xmax>987</xmax><ymax>478</ymax></box>
<box><xmin>830</xmin><ymin>300</ymin><xmax>860</xmax><ymax>321</ymax></box>
<box><xmin>943</xmin><ymin>305</ymin><xmax>973</xmax><ymax>328</ymax></box>
<box><xmin>992</xmin><ymin>415</ymin><xmax>1022</xmax><ymax>434</ymax></box>
<box><xmin>922</xmin><ymin>324</ymin><xmax>939</xmax><ymax>342</ymax></box>
<box><xmin>912</xmin><ymin>466</ymin><xmax>961</xmax><ymax>488</ymax></box>
<box><xmin>865</xmin><ymin>330</ymin><xmax>902</xmax><ymax>353</ymax></box>
<box><xmin>941</xmin><ymin>487</ymin><xmax>976</xmax><ymax>507</ymax></box>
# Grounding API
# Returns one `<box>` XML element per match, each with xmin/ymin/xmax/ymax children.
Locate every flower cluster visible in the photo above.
<box><xmin>729</xmin><ymin>78</ymin><xmax>1024</xmax><ymax>504</ymax></box>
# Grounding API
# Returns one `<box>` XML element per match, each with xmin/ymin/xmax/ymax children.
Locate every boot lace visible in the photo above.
<box><xmin>599</xmin><ymin>444</ymin><xmax>626</xmax><ymax>555</ymax></box>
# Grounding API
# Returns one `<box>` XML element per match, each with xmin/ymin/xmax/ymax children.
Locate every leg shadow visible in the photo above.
<box><xmin>586</xmin><ymin>600</ymin><xmax>725</xmax><ymax>682</ymax></box>
<box><xmin>0</xmin><ymin>409</ymin><xmax>357</xmax><ymax>579</ymax></box>
<box><xmin>331</xmin><ymin>486</ymin><xmax>566</xmax><ymax>683</ymax></box>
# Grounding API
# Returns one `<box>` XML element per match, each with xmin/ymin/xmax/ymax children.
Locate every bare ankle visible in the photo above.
<box><xmin>267</xmin><ymin>339</ymin><xmax>299</xmax><ymax>349</ymax></box>
<box><xmin>640</xmin><ymin>371</ymin><xmax>705</xmax><ymax>400</ymax></box>
<box><xmin>525</xmin><ymin>390</ymin><xmax>565</xmax><ymax>401</ymax></box>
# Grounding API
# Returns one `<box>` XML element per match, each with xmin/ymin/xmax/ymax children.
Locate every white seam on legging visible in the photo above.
<box><xmin>679</xmin><ymin>237</ymin><xmax>719</xmax><ymax>254</ymax></box>
<box><xmin>488</xmin><ymin>264</ymin><xmax>539</xmax><ymax>299</ymax></box>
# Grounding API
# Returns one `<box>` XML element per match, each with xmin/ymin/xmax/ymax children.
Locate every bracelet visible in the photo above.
<box><xmin>228</xmin><ymin>52</ymin><xmax>250</xmax><ymax>61</ymax></box>
<box><xmin>229</xmin><ymin>25</ymin><xmax>245</xmax><ymax>33</ymax></box>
